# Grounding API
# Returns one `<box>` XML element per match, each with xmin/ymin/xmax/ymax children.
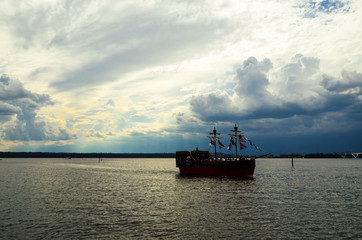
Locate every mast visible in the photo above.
<box><xmin>208</xmin><ymin>127</ymin><xmax>221</xmax><ymax>159</ymax></box>
<box><xmin>229</xmin><ymin>124</ymin><xmax>241</xmax><ymax>158</ymax></box>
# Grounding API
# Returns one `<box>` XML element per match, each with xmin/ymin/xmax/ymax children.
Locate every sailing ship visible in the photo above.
<box><xmin>176</xmin><ymin>124</ymin><xmax>260</xmax><ymax>177</ymax></box>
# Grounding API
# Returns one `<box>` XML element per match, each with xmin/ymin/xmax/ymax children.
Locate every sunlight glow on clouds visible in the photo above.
<box><xmin>0</xmin><ymin>75</ymin><xmax>72</xmax><ymax>143</ymax></box>
<box><xmin>0</xmin><ymin>0</ymin><xmax>361</xmax><ymax>153</ymax></box>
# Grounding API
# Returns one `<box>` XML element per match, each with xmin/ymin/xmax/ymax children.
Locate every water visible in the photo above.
<box><xmin>0</xmin><ymin>158</ymin><xmax>361</xmax><ymax>239</ymax></box>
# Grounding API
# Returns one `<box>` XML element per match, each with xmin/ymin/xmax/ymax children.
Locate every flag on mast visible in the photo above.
<box><xmin>239</xmin><ymin>135</ymin><xmax>246</xmax><ymax>143</ymax></box>
<box><xmin>227</xmin><ymin>142</ymin><xmax>232</xmax><ymax>151</ymax></box>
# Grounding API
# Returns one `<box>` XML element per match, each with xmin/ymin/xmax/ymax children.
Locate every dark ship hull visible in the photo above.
<box><xmin>178</xmin><ymin>165</ymin><xmax>255</xmax><ymax>177</ymax></box>
<box><xmin>176</xmin><ymin>150</ymin><xmax>255</xmax><ymax>177</ymax></box>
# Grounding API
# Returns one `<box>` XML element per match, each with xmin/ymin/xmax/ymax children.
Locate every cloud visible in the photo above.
<box><xmin>234</xmin><ymin>57</ymin><xmax>273</xmax><ymax>100</ymax></box>
<box><xmin>0</xmin><ymin>75</ymin><xmax>73</xmax><ymax>141</ymax></box>
<box><xmin>321</xmin><ymin>70</ymin><xmax>362</xmax><ymax>93</ymax></box>
<box><xmin>276</xmin><ymin>54</ymin><xmax>321</xmax><ymax>98</ymax></box>
<box><xmin>174</xmin><ymin>112</ymin><xmax>185</xmax><ymax>124</ymax></box>
<box><xmin>42</xmin><ymin>2</ymin><xmax>233</xmax><ymax>91</ymax></box>
<box><xmin>190</xmin><ymin>91</ymin><xmax>239</xmax><ymax>122</ymax></box>
<box><xmin>0</xmin><ymin>102</ymin><xmax>22</xmax><ymax>116</ymax></box>
<box><xmin>0</xmin><ymin>74</ymin><xmax>29</xmax><ymax>100</ymax></box>
<box><xmin>1</xmin><ymin>1</ymin><xmax>361</xmax><ymax>153</ymax></box>
<box><xmin>106</xmin><ymin>99</ymin><xmax>115</xmax><ymax>107</ymax></box>
<box><xmin>190</xmin><ymin>55</ymin><xmax>362</xmax><ymax>134</ymax></box>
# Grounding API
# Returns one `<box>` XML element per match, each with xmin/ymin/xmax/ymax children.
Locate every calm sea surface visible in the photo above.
<box><xmin>0</xmin><ymin>158</ymin><xmax>361</xmax><ymax>239</ymax></box>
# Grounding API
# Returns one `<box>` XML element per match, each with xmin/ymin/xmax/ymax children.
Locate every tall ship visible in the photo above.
<box><xmin>176</xmin><ymin>125</ymin><xmax>260</xmax><ymax>177</ymax></box>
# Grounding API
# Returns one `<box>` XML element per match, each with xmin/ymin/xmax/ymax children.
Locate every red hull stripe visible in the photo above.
<box><xmin>179</xmin><ymin>166</ymin><xmax>255</xmax><ymax>177</ymax></box>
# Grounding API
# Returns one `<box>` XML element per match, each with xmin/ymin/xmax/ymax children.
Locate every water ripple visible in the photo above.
<box><xmin>0</xmin><ymin>158</ymin><xmax>361</xmax><ymax>239</ymax></box>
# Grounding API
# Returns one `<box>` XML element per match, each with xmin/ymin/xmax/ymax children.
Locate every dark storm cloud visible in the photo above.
<box><xmin>190</xmin><ymin>56</ymin><xmax>362</xmax><ymax>134</ymax></box>
<box><xmin>0</xmin><ymin>102</ymin><xmax>22</xmax><ymax>116</ymax></box>
<box><xmin>321</xmin><ymin>70</ymin><xmax>362</xmax><ymax>93</ymax></box>
<box><xmin>190</xmin><ymin>93</ymin><xmax>310</xmax><ymax>121</ymax></box>
<box><xmin>0</xmin><ymin>75</ymin><xmax>72</xmax><ymax>141</ymax></box>
<box><xmin>0</xmin><ymin>74</ymin><xmax>29</xmax><ymax>100</ymax></box>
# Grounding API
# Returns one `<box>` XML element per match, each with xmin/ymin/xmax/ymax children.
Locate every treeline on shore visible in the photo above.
<box><xmin>0</xmin><ymin>152</ymin><xmax>175</xmax><ymax>158</ymax></box>
<box><xmin>0</xmin><ymin>152</ymin><xmax>357</xmax><ymax>158</ymax></box>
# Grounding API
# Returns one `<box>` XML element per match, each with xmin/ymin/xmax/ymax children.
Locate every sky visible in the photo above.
<box><xmin>0</xmin><ymin>0</ymin><xmax>361</xmax><ymax>155</ymax></box>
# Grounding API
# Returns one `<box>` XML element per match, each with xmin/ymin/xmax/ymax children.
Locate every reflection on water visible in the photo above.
<box><xmin>0</xmin><ymin>158</ymin><xmax>361</xmax><ymax>239</ymax></box>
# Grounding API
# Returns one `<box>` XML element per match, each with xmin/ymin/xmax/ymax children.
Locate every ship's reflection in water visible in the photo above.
<box><xmin>0</xmin><ymin>158</ymin><xmax>361</xmax><ymax>239</ymax></box>
<box><xmin>176</xmin><ymin>174</ymin><xmax>255</xmax><ymax>180</ymax></box>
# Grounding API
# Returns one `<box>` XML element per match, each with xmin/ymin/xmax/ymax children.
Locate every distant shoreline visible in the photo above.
<box><xmin>0</xmin><ymin>152</ymin><xmax>359</xmax><ymax>158</ymax></box>
<box><xmin>0</xmin><ymin>152</ymin><xmax>175</xmax><ymax>158</ymax></box>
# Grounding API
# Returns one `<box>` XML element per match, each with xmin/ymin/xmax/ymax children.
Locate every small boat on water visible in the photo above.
<box><xmin>176</xmin><ymin>125</ymin><xmax>259</xmax><ymax>177</ymax></box>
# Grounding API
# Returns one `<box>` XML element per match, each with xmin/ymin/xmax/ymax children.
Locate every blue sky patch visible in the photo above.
<box><xmin>299</xmin><ymin>0</ymin><xmax>349</xmax><ymax>18</ymax></box>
